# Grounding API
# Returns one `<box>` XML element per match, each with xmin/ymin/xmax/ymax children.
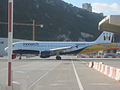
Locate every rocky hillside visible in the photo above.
<box><xmin>0</xmin><ymin>0</ymin><xmax>105</xmax><ymax>41</ymax></box>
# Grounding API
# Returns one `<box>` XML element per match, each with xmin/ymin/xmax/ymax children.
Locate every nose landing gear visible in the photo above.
<box><xmin>56</xmin><ymin>56</ymin><xmax>61</xmax><ymax>60</ymax></box>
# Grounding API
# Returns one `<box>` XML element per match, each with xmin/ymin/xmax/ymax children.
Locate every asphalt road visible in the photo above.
<box><xmin>0</xmin><ymin>57</ymin><xmax>120</xmax><ymax>90</ymax></box>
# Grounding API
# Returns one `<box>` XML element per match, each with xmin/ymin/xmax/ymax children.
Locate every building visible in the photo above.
<box><xmin>82</xmin><ymin>3</ymin><xmax>92</xmax><ymax>12</ymax></box>
<box><xmin>0</xmin><ymin>38</ymin><xmax>27</xmax><ymax>56</ymax></box>
<box><xmin>99</xmin><ymin>15</ymin><xmax>120</xmax><ymax>34</ymax></box>
<box><xmin>0</xmin><ymin>38</ymin><xmax>7</xmax><ymax>56</ymax></box>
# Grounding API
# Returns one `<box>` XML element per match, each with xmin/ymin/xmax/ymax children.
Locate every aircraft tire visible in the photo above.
<box><xmin>56</xmin><ymin>56</ymin><xmax>61</xmax><ymax>60</ymax></box>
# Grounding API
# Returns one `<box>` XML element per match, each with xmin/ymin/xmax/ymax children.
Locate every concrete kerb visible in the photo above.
<box><xmin>88</xmin><ymin>61</ymin><xmax>120</xmax><ymax>82</ymax></box>
<box><xmin>88</xmin><ymin>62</ymin><xmax>94</xmax><ymax>68</ymax></box>
<box><xmin>104</xmin><ymin>65</ymin><xmax>108</xmax><ymax>75</ymax></box>
<box><xmin>115</xmin><ymin>69</ymin><xmax>120</xmax><ymax>81</ymax></box>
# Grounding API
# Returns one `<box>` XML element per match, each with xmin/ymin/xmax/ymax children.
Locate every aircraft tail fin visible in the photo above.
<box><xmin>95</xmin><ymin>31</ymin><xmax>113</xmax><ymax>43</ymax></box>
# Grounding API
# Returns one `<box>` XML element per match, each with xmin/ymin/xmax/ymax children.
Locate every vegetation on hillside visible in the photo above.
<box><xmin>0</xmin><ymin>0</ymin><xmax>104</xmax><ymax>41</ymax></box>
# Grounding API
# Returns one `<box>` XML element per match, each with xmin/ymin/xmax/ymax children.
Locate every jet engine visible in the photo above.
<box><xmin>40</xmin><ymin>51</ymin><xmax>51</xmax><ymax>58</ymax></box>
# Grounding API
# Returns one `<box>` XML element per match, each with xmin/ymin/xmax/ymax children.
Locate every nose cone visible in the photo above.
<box><xmin>4</xmin><ymin>47</ymin><xmax>8</xmax><ymax>52</ymax></box>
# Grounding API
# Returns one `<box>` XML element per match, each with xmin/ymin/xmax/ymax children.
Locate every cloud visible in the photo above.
<box><xmin>91</xmin><ymin>3</ymin><xmax>120</xmax><ymax>15</ymax></box>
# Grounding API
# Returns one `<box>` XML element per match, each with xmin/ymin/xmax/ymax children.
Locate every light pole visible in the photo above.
<box><xmin>32</xmin><ymin>20</ymin><xmax>35</xmax><ymax>41</ymax></box>
<box><xmin>32</xmin><ymin>20</ymin><xmax>44</xmax><ymax>41</ymax></box>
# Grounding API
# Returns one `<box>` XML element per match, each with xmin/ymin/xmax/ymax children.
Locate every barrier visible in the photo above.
<box><xmin>100</xmin><ymin>64</ymin><xmax>105</xmax><ymax>73</ymax></box>
<box><xmin>97</xmin><ymin>56</ymin><xmax>101</xmax><ymax>58</ymax></box>
<box><xmin>104</xmin><ymin>56</ymin><xmax>108</xmax><ymax>58</ymax></box>
<box><xmin>89</xmin><ymin>56</ymin><xmax>93</xmax><ymax>58</ymax></box>
<box><xmin>81</xmin><ymin>56</ymin><xmax>86</xmax><ymax>58</ymax></box>
<box><xmin>112</xmin><ymin>56</ymin><xmax>116</xmax><ymax>58</ymax></box>
<box><xmin>116</xmin><ymin>69</ymin><xmax>120</xmax><ymax>81</ymax></box>
<box><xmin>88</xmin><ymin>61</ymin><xmax>120</xmax><ymax>82</ymax></box>
<box><xmin>79</xmin><ymin>55</ymin><xmax>118</xmax><ymax>58</ymax></box>
<box><xmin>88</xmin><ymin>62</ymin><xmax>94</xmax><ymax>68</ymax></box>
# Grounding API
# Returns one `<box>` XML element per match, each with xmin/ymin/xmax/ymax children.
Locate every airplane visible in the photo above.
<box><xmin>5</xmin><ymin>31</ymin><xmax>116</xmax><ymax>60</ymax></box>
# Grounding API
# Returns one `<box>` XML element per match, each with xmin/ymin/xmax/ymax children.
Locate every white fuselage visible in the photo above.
<box><xmin>12</xmin><ymin>41</ymin><xmax>96</xmax><ymax>53</ymax></box>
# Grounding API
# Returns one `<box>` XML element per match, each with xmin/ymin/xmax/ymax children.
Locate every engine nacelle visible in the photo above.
<box><xmin>40</xmin><ymin>51</ymin><xmax>51</xmax><ymax>58</ymax></box>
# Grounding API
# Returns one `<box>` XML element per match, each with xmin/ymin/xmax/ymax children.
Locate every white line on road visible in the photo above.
<box><xmin>28</xmin><ymin>61</ymin><xmax>61</xmax><ymax>90</ymax></box>
<box><xmin>72</xmin><ymin>61</ymin><xmax>84</xmax><ymax>90</ymax></box>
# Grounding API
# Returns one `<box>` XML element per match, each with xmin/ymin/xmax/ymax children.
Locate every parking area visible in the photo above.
<box><xmin>0</xmin><ymin>56</ymin><xmax>120</xmax><ymax>90</ymax></box>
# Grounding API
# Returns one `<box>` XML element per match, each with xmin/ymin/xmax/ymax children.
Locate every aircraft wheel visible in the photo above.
<box><xmin>19</xmin><ymin>54</ymin><xmax>22</xmax><ymax>60</ymax></box>
<box><xmin>56</xmin><ymin>56</ymin><xmax>61</xmax><ymax>60</ymax></box>
<box><xmin>19</xmin><ymin>56</ymin><xmax>22</xmax><ymax>60</ymax></box>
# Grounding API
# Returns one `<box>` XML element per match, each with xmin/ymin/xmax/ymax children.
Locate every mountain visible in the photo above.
<box><xmin>0</xmin><ymin>0</ymin><xmax>104</xmax><ymax>41</ymax></box>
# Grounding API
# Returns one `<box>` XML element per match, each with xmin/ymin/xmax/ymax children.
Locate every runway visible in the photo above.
<box><xmin>0</xmin><ymin>56</ymin><xmax>120</xmax><ymax>90</ymax></box>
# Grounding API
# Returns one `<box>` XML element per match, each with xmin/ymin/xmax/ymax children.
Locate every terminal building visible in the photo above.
<box><xmin>99</xmin><ymin>15</ymin><xmax>120</xmax><ymax>34</ymax></box>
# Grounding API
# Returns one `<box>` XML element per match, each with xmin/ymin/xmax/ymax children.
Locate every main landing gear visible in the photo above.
<box><xmin>56</xmin><ymin>56</ymin><xmax>61</xmax><ymax>60</ymax></box>
<box><xmin>19</xmin><ymin>55</ymin><xmax>22</xmax><ymax>60</ymax></box>
<box><xmin>19</xmin><ymin>54</ymin><xmax>22</xmax><ymax>60</ymax></box>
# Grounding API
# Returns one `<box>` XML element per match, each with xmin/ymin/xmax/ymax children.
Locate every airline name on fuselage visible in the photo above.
<box><xmin>23</xmin><ymin>43</ymin><xmax>39</xmax><ymax>46</ymax></box>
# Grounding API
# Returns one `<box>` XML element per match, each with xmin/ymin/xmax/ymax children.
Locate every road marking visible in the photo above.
<box><xmin>72</xmin><ymin>61</ymin><xmax>84</xmax><ymax>90</ymax></box>
<box><xmin>89</xmin><ymin>83</ymin><xmax>112</xmax><ymax>86</ymax></box>
<box><xmin>28</xmin><ymin>62</ymin><xmax>61</xmax><ymax>90</ymax></box>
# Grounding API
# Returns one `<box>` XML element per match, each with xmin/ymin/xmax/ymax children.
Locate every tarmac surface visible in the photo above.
<box><xmin>0</xmin><ymin>56</ymin><xmax>120</xmax><ymax>90</ymax></box>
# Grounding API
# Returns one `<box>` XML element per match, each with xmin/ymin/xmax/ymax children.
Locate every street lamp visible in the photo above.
<box><xmin>0</xmin><ymin>20</ymin><xmax>44</xmax><ymax>41</ymax></box>
<box><xmin>32</xmin><ymin>19</ymin><xmax>44</xmax><ymax>41</ymax></box>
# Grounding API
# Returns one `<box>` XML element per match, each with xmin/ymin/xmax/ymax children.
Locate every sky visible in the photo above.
<box><xmin>63</xmin><ymin>0</ymin><xmax>120</xmax><ymax>15</ymax></box>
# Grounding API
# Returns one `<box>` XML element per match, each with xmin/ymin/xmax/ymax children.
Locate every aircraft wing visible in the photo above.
<box><xmin>49</xmin><ymin>46</ymin><xmax>78</xmax><ymax>55</ymax></box>
<box><xmin>40</xmin><ymin>45</ymin><xmax>79</xmax><ymax>58</ymax></box>
<box><xmin>79</xmin><ymin>43</ymin><xmax>117</xmax><ymax>54</ymax></box>
<box><xmin>48</xmin><ymin>43</ymin><xmax>116</xmax><ymax>55</ymax></box>
<box><xmin>50</xmin><ymin>46</ymin><xmax>74</xmax><ymax>52</ymax></box>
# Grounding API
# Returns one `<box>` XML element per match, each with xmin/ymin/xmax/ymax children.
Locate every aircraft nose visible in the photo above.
<box><xmin>4</xmin><ymin>47</ymin><xmax>8</xmax><ymax>52</ymax></box>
